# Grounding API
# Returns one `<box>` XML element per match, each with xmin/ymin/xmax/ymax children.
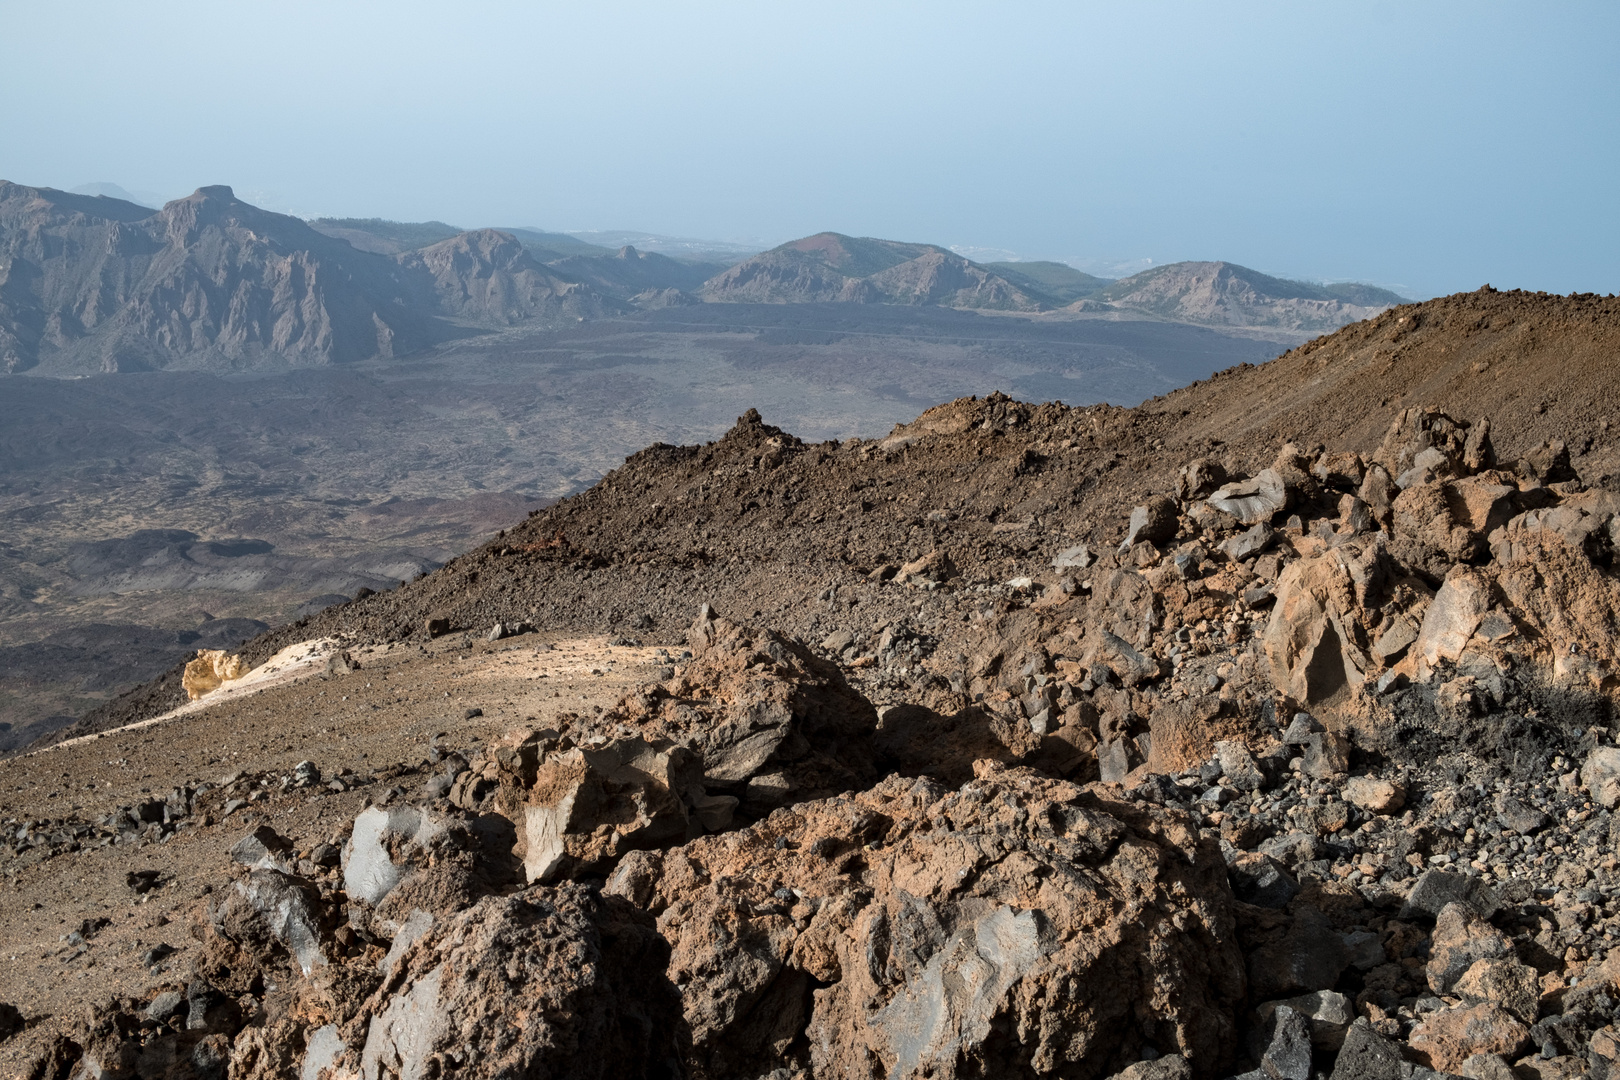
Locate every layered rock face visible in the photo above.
<box><xmin>0</xmin><ymin>183</ymin><xmax>614</xmax><ymax>373</ymax></box>
<box><xmin>396</xmin><ymin>228</ymin><xmax>612</xmax><ymax>326</ymax></box>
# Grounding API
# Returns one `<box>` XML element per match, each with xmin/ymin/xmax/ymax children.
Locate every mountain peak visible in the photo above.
<box><xmin>702</xmin><ymin>231</ymin><xmax>1041</xmax><ymax>310</ymax></box>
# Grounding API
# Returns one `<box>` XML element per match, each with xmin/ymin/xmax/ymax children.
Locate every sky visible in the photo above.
<box><xmin>3</xmin><ymin>1</ymin><xmax>1616</xmax><ymax>298</ymax></box>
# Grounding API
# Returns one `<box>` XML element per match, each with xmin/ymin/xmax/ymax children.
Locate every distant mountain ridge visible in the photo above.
<box><xmin>0</xmin><ymin>183</ymin><xmax>619</xmax><ymax>373</ymax></box>
<box><xmin>700</xmin><ymin>233</ymin><xmax>1045</xmax><ymax>310</ymax></box>
<box><xmin>1095</xmin><ymin>261</ymin><xmax>1406</xmax><ymax>333</ymax></box>
<box><xmin>983</xmin><ymin>261</ymin><xmax>1111</xmax><ymax>304</ymax></box>
<box><xmin>0</xmin><ymin>182</ymin><xmax>1409</xmax><ymax>373</ymax></box>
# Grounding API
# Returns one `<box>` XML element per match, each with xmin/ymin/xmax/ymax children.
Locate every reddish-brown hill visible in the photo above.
<box><xmin>1144</xmin><ymin>285</ymin><xmax>1620</xmax><ymax>482</ymax></box>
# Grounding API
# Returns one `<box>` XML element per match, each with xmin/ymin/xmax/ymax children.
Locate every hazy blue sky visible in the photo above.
<box><xmin>3</xmin><ymin>1</ymin><xmax>1616</xmax><ymax>297</ymax></box>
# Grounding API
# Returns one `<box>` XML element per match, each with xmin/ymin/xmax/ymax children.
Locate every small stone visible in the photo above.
<box><xmin>1218</xmin><ymin>522</ymin><xmax>1276</xmax><ymax>561</ymax></box>
<box><xmin>1581</xmin><ymin>746</ymin><xmax>1620</xmax><ymax>809</ymax></box>
<box><xmin>1402</xmin><ymin>870</ymin><xmax>1500</xmax><ymax>920</ymax></box>
<box><xmin>1301</xmin><ymin>731</ymin><xmax>1349</xmax><ymax>779</ymax></box>
<box><xmin>821</xmin><ymin>630</ymin><xmax>855</xmax><ymax>653</ymax></box>
<box><xmin>1283</xmin><ymin>712</ymin><xmax>1323</xmax><ymax>745</ymax></box>
<box><xmin>126</xmin><ymin>869</ymin><xmax>162</xmax><ymax>894</ymax></box>
<box><xmin>292</xmin><ymin>760</ymin><xmax>321</xmax><ymax>788</ymax></box>
<box><xmin>1328</xmin><ymin>1018</ymin><xmax>1407</xmax><ymax>1080</ymax></box>
<box><xmin>1256</xmin><ymin>990</ymin><xmax>1354</xmax><ymax>1051</ymax></box>
<box><xmin>463</xmin><ymin>707</ymin><xmax>483</xmax><ymax>720</ymax></box>
<box><xmin>141</xmin><ymin>943</ymin><xmax>177</xmax><ymax>967</ymax></box>
<box><xmin>144</xmin><ymin>990</ymin><xmax>184</xmax><ymax>1021</ymax></box>
<box><xmin>1120</xmin><ymin>496</ymin><xmax>1179</xmax><ymax>553</ymax></box>
<box><xmin>1051</xmin><ymin>543</ymin><xmax>1094</xmax><ymax>570</ymax></box>
<box><xmin>230</xmin><ymin>825</ymin><xmax>294</xmax><ymax>872</ymax></box>
<box><xmin>1229</xmin><ymin>853</ymin><xmax>1300</xmax><ymax>909</ymax></box>
<box><xmin>1341</xmin><ymin>930</ymin><xmax>1386</xmax><ymax>972</ymax></box>
<box><xmin>1260</xmin><ymin>1005</ymin><xmax>1313</xmax><ymax>1080</ymax></box>
<box><xmin>1098</xmin><ymin>738</ymin><xmax>1132</xmax><ymax>783</ymax></box>
<box><xmin>1458</xmin><ymin>1054</ymin><xmax>1516</xmax><ymax>1080</ymax></box>
<box><xmin>1493</xmin><ymin>795</ymin><xmax>1548</xmax><ymax>834</ymax></box>
<box><xmin>1215</xmin><ymin>740</ymin><xmax>1265</xmax><ymax>792</ymax></box>
<box><xmin>1453</xmin><ymin>956</ymin><xmax>1539</xmax><ymax>1023</ymax></box>
<box><xmin>1107</xmin><ymin>1055</ymin><xmax>1192</xmax><ymax>1080</ymax></box>
<box><xmin>1343</xmin><ymin>776</ymin><xmax>1405</xmax><ymax>814</ymax></box>
<box><xmin>1209</xmin><ymin>469</ymin><xmax>1290</xmax><ymax>526</ymax></box>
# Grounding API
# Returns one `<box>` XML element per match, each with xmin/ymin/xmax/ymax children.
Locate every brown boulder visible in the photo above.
<box><xmin>1341</xmin><ymin>776</ymin><xmax>1405</xmax><ymax>814</ymax></box>
<box><xmin>523</xmin><ymin>738</ymin><xmax>711</xmax><ymax>883</ymax></box>
<box><xmin>501</xmin><ymin>609</ymin><xmax>883</xmax><ymax>884</ymax></box>
<box><xmin>1372</xmin><ymin>406</ymin><xmax>1477</xmax><ymax>484</ymax></box>
<box><xmin>1411</xmin><ymin>568</ymin><xmax>1492</xmax><ymax>682</ymax></box>
<box><xmin>1121</xmin><ymin>495</ymin><xmax>1180</xmax><ymax>552</ymax></box>
<box><xmin>1389</xmin><ymin>474</ymin><xmax>1519</xmax><ymax>576</ymax></box>
<box><xmin>625</xmin><ymin>607</ymin><xmax>879</xmax><ymax>803</ymax></box>
<box><xmin>1261</xmin><ymin>547</ymin><xmax>1380</xmax><ymax>707</ymax></box>
<box><xmin>606</xmin><ymin>763</ymin><xmax>1245</xmax><ymax>1079</ymax></box>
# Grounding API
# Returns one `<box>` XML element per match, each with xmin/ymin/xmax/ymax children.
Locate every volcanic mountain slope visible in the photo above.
<box><xmin>700</xmin><ymin>231</ymin><xmax>1046</xmax><ymax>310</ymax></box>
<box><xmin>8</xmin><ymin>287</ymin><xmax>1620</xmax><ymax>1079</ymax></box>
<box><xmin>546</xmin><ymin>245</ymin><xmax>727</xmax><ymax>302</ymax></box>
<box><xmin>1095</xmin><ymin>260</ymin><xmax>1407</xmax><ymax>333</ymax></box>
<box><xmin>306</xmin><ymin>219</ymin><xmax>620</xmax><ymax>262</ymax></box>
<box><xmin>0</xmin><ymin>184</ymin><xmax>617</xmax><ymax>373</ymax></box>
<box><xmin>985</xmin><ymin>259</ymin><xmax>1112</xmax><ymax>303</ymax></box>
<box><xmin>1144</xmin><ymin>285</ymin><xmax>1620</xmax><ymax>483</ymax></box>
<box><xmin>302</xmin><ymin>218</ymin><xmax>463</xmax><ymax>256</ymax></box>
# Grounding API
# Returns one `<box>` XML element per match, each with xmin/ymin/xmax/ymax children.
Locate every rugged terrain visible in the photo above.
<box><xmin>0</xmin><ymin>301</ymin><xmax>1285</xmax><ymax>748</ymax></box>
<box><xmin>0</xmin><ymin>287</ymin><xmax>1617</xmax><ymax>1078</ymax></box>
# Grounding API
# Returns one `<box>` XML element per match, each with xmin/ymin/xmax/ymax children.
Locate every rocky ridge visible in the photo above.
<box><xmin>0</xmin><ymin>182</ymin><xmax>1410</xmax><ymax>375</ymax></box>
<box><xmin>8</xmin><ymin>288</ymin><xmax>1620</xmax><ymax>1077</ymax></box>
<box><xmin>1094</xmin><ymin>262</ymin><xmax>1406</xmax><ymax>334</ymax></box>
<box><xmin>0</xmin><ymin>183</ymin><xmax>618</xmax><ymax>374</ymax></box>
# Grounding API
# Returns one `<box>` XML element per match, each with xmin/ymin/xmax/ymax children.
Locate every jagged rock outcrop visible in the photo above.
<box><xmin>444</xmin><ymin>606</ymin><xmax>882</xmax><ymax>884</ymax></box>
<box><xmin>605</xmin><ymin>762</ymin><xmax>1246</xmax><ymax>1080</ymax></box>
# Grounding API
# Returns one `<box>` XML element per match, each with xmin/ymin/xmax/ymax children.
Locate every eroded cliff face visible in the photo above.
<box><xmin>0</xmin><ymin>183</ymin><xmax>614</xmax><ymax>373</ymax></box>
